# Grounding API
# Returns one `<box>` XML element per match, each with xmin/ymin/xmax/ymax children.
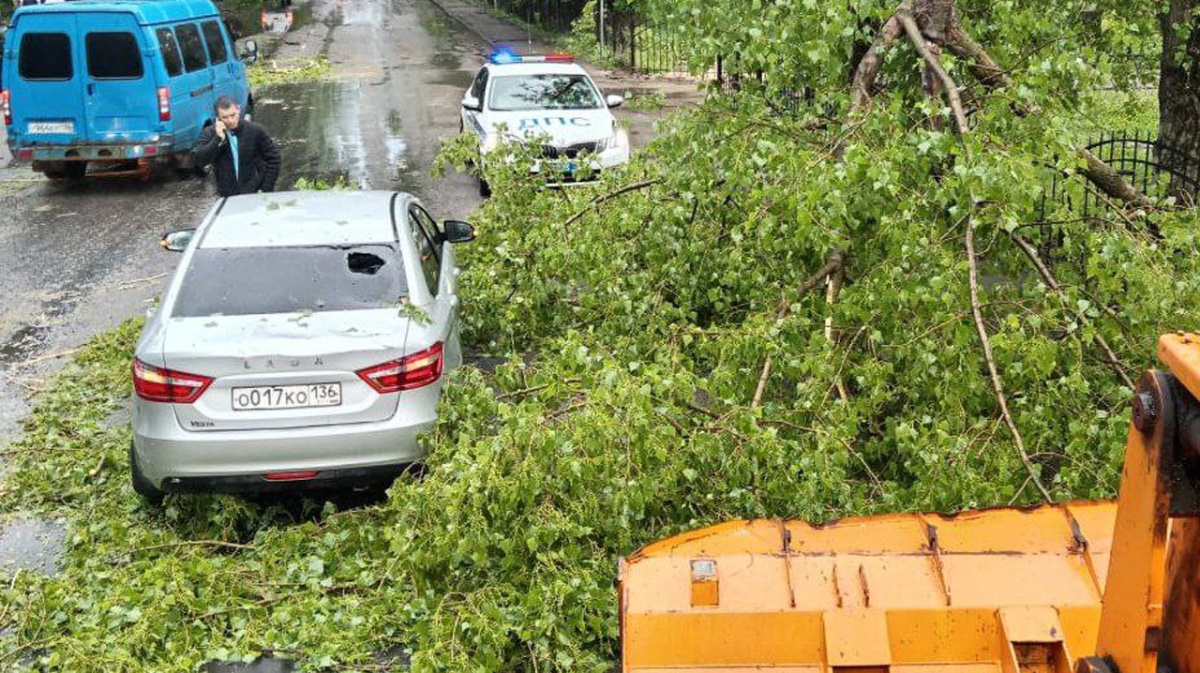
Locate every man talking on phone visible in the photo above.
<box><xmin>193</xmin><ymin>96</ymin><xmax>281</xmax><ymax>197</ymax></box>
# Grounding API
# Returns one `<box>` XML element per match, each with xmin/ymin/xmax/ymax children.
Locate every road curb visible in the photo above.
<box><xmin>424</xmin><ymin>0</ymin><xmax>497</xmax><ymax>46</ymax></box>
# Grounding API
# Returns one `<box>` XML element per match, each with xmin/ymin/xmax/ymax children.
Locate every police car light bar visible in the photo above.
<box><xmin>489</xmin><ymin>45</ymin><xmax>575</xmax><ymax>64</ymax></box>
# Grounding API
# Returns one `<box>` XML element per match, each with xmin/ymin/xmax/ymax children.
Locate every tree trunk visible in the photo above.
<box><xmin>1159</xmin><ymin>0</ymin><xmax>1200</xmax><ymax>204</ymax></box>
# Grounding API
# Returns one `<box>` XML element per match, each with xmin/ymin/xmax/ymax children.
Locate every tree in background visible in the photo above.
<box><xmin>1159</xmin><ymin>0</ymin><xmax>1200</xmax><ymax>201</ymax></box>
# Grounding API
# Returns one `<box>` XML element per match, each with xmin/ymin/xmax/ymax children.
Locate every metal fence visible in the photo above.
<box><xmin>487</xmin><ymin>0</ymin><xmax>588</xmax><ymax>33</ymax></box>
<box><xmin>1045</xmin><ymin>131</ymin><xmax>1200</xmax><ymax>218</ymax></box>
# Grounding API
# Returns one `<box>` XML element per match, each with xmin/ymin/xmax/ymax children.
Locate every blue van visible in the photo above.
<box><xmin>0</xmin><ymin>0</ymin><xmax>257</xmax><ymax>179</ymax></box>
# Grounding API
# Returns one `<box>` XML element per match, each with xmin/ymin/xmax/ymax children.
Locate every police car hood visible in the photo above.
<box><xmin>487</xmin><ymin>108</ymin><xmax>616</xmax><ymax>147</ymax></box>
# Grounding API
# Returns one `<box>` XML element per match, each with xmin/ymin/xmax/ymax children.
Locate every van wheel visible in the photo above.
<box><xmin>130</xmin><ymin>443</ymin><xmax>164</xmax><ymax>505</ymax></box>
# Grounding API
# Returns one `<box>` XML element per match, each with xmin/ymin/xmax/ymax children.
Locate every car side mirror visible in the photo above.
<box><xmin>441</xmin><ymin>220</ymin><xmax>475</xmax><ymax>244</ymax></box>
<box><xmin>462</xmin><ymin>95</ymin><xmax>483</xmax><ymax>112</ymax></box>
<box><xmin>160</xmin><ymin>229</ymin><xmax>195</xmax><ymax>252</ymax></box>
<box><xmin>241</xmin><ymin>39</ymin><xmax>259</xmax><ymax>65</ymax></box>
<box><xmin>606</xmin><ymin>94</ymin><xmax>625</xmax><ymax>109</ymax></box>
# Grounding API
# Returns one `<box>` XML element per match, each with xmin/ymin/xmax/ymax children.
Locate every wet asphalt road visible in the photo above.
<box><xmin>0</xmin><ymin>0</ymin><xmax>484</xmax><ymax>451</ymax></box>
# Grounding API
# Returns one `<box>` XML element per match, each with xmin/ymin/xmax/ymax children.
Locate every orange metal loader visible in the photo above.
<box><xmin>618</xmin><ymin>333</ymin><xmax>1200</xmax><ymax>673</ymax></box>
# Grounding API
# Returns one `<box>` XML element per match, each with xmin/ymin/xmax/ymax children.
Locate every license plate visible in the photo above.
<box><xmin>27</xmin><ymin>121</ymin><xmax>74</xmax><ymax>135</ymax></box>
<box><xmin>232</xmin><ymin>383</ymin><xmax>342</xmax><ymax>411</ymax></box>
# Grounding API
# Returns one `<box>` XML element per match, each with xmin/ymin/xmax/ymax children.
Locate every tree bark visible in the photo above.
<box><xmin>1158</xmin><ymin>0</ymin><xmax>1200</xmax><ymax>204</ymax></box>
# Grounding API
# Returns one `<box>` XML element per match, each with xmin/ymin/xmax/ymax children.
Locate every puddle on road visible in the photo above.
<box><xmin>0</xmin><ymin>517</ymin><xmax>67</xmax><ymax>575</ymax></box>
<box><xmin>256</xmin><ymin>81</ymin><xmax>421</xmax><ymax>189</ymax></box>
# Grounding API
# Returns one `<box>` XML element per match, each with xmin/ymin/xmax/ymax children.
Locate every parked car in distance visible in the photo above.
<box><xmin>0</xmin><ymin>0</ymin><xmax>258</xmax><ymax>180</ymax></box>
<box><xmin>131</xmin><ymin>191</ymin><xmax>475</xmax><ymax>502</ymax></box>
<box><xmin>461</xmin><ymin>48</ymin><xmax>629</xmax><ymax>196</ymax></box>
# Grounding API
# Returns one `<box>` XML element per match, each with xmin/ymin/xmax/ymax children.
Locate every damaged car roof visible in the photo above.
<box><xmin>202</xmin><ymin>191</ymin><xmax>404</xmax><ymax>249</ymax></box>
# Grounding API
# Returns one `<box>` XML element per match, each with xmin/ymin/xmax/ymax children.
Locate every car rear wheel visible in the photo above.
<box><xmin>129</xmin><ymin>442</ymin><xmax>164</xmax><ymax>505</ymax></box>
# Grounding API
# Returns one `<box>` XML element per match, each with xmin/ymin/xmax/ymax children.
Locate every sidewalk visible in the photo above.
<box><xmin>425</xmin><ymin>0</ymin><xmax>553</xmax><ymax>53</ymax></box>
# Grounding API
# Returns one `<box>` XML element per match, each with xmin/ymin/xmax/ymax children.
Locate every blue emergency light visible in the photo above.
<box><xmin>488</xmin><ymin>45</ymin><xmax>576</xmax><ymax>65</ymax></box>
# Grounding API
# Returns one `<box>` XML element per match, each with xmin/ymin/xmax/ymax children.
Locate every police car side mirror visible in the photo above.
<box><xmin>462</xmin><ymin>95</ymin><xmax>483</xmax><ymax>113</ymax></box>
<box><xmin>606</xmin><ymin>94</ymin><xmax>625</xmax><ymax>109</ymax></box>
<box><xmin>441</xmin><ymin>220</ymin><xmax>475</xmax><ymax>244</ymax></box>
<box><xmin>160</xmin><ymin>229</ymin><xmax>195</xmax><ymax>253</ymax></box>
<box><xmin>241</xmin><ymin>39</ymin><xmax>259</xmax><ymax>65</ymax></box>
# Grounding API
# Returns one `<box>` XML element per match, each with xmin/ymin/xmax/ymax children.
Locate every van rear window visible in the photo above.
<box><xmin>86</xmin><ymin>33</ymin><xmax>144</xmax><ymax>79</ymax></box>
<box><xmin>174</xmin><ymin>24</ymin><xmax>208</xmax><ymax>73</ymax></box>
<box><xmin>200</xmin><ymin>22</ymin><xmax>228</xmax><ymax>65</ymax></box>
<box><xmin>156</xmin><ymin>28</ymin><xmax>184</xmax><ymax>77</ymax></box>
<box><xmin>18</xmin><ymin>33</ymin><xmax>72</xmax><ymax>81</ymax></box>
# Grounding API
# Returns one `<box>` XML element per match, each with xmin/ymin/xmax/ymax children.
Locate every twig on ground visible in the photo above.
<box><xmin>132</xmin><ymin>539</ymin><xmax>256</xmax><ymax>554</ymax></box>
<box><xmin>17</xmin><ymin>348</ymin><xmax>80</xmax><ymax>368</ymax></box>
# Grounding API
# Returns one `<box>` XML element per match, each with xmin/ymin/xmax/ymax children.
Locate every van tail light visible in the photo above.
<box><xmin>357</xmin><ymin>342</ymin><xmax>444</xmax><ymax>394</ymax></box>
<box><xmin>1</xmin><ymin>90</ymin><xmax>11</xmax><ymax>126</ymax></box>
<box><xmin>157</xmin><ymin>87</ymin><xmax>171</xmax><ymax>122</ymax></box>
<box><xmin>133</xmin><ymin>359</ymin><xmax>212</xmax><ymax>404</ymax></box>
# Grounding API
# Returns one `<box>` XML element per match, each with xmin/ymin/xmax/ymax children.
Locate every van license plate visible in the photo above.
<box><xmin>27</xmin><ymin>121</ymin><xmax>74</xmax><ymax>135</ymax></box>
<box><xmin>232</xmin><ymin>383</ymin><xmax>342</xmax><ymax>411</ymax></box>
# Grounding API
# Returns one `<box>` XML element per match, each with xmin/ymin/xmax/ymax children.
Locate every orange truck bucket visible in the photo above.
<box><xmin>619</xmin><ymin>334</ymin><xmax>1200</xmax><ymax>673</ymax></box>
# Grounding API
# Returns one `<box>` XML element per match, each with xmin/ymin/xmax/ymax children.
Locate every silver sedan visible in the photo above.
<box><xmin>130</xmin><ymin>191</ymin><xmax>474</xmax><ymax>501</ymax></box>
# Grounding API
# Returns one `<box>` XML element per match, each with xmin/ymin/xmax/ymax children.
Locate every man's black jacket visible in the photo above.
<box><xmin>192</xmin><ymin>120</ymin><xmax>281</xmax><ymax>197</ymax></box>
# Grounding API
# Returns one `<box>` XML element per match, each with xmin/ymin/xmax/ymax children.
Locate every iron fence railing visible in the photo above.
<box><xmin>1045</xmin><ymin>131</ymin><xmax>1200</xmax><ymax>219</ymax></box>
<box><xmin>487</xmin><ymin>0</ymin><xmax>588</xmax><ymax>34</ymax></box>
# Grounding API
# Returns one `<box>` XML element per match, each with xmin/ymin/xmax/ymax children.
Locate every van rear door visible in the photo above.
<box><xmin>79</xmin><ymin>12</ymin><xmax>156</xmax><ymax>142</ymax></box>
<box><xmin>9</xmin><ymin>13</ymin><xmax>87</xmax><ymax>145</ymax></box>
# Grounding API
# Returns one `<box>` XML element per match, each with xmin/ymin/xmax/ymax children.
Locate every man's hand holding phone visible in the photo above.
<box><xmin>215</xmin><ymin>120</ymin><xmax>227</xmax><ymax>142</ymax></box>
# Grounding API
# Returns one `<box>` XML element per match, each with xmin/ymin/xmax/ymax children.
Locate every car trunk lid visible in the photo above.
<box><xmin>163</xmin><ymin>310</ymin><xmax>412</xmax><ymax>432</ymax></box>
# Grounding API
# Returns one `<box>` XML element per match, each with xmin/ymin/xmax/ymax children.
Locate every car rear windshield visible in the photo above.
<box><xmin>172</xmin><ymin>245</ymin><xmax>408</xmax><ymax>318</ymax></box>
<box><xmin>488</xmin><ymin>74</ymin><xmax>602</xmax><ymax>112</ymax></box>
<box><xmin>18</xmin><ymin>33</ymin><xmax>73</xmax><ymax>81</ymax></box>
<box><xmin>86</xmin><ymin>32</ymin><xmax>144</xmax><ymax>79</ymax></box>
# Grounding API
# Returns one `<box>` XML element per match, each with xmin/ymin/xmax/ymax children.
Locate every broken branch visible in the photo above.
<box><xmin>850</xmin><ymin>5</ymin><xmax>908</xmax><ymax>113</ymax></box>
<box><xmin>1006</xmin><ymin>232</ymin><xmax>1135</xmax><ymax>390</ymax></box>
<box><xmin>896</xmin><ymin>10</ymin><xmax>971</xmax><ymax>136</ymax></box>
<box><xmin>966</xmin><ymin>218</ymin><xmax>1052</xmax><ymax>502</ymax></box>
<box><xmin>561</xmin><ymin>179</ymin><xmax>663</xmax><ymax>228</ymax></box>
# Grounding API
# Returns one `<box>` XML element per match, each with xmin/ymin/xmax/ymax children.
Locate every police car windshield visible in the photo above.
<box><xmin>489</xmin><ymin>75</ymin><xmax>603</xmax><ymax>112</ymax></box>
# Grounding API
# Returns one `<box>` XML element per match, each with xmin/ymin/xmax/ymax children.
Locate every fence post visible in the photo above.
<box><xmin>630</xmin><ymin>19</ymin><xmax>636</xmax><ymax>72</ymax></box>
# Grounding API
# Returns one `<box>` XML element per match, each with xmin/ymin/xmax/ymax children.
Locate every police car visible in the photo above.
<box><xmin>461</xmin><ymin>49</ymin><xmax>630</xmax><ymax>195</ymax></box>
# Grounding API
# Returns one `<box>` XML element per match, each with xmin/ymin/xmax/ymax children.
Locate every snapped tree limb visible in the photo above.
<box><xmin>966</xmin><ymin>218</ymin><xmax>1053</xmax><ymax>502</ymax></box>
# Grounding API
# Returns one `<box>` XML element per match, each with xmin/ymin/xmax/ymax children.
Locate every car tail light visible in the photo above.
<box><xmin>133</xmin><ymin>359</ymin><xmax>213</xmax><ymax>404</ymax></box>
<box><xmin>357</xmin><ymin>342</ymin><xmax>444</xmax><ymax>394</ymax></box>
<box><xmin>157</xmin><ymin>87</ymin><xmax>171</xmax><ymax>122</ymax></box>
<box><xmin>1</xmin><ymin>90</ymin><xmax>11</xmax><ymax>126</ymax></box>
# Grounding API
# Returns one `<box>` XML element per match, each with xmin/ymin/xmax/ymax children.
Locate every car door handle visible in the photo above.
<box><xmin>87</xmin><ymin>83</ymin><xmax>95</xmax><ymax>96</ymax></box>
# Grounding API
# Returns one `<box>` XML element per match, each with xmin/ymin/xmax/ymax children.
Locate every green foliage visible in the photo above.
<box><xmin>4</xmin><ymin>1</ymin><xmax>1200</xmax><ymax>671</ymax></box>
<box><xmin>293</xmin><ymin>174</ymin><xmax>352</xmax><ymax>190</ymax></box>
<box><xmin>246</xmin><ymin>56</ymin><xmax>333</xmax><ymax>88</ymax></box>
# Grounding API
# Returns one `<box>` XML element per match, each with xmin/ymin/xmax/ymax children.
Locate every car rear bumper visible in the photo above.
<box><xmin>11</xmin><ymin>140</ymin><xmax>174</xmax><ymax>164</ymax></box>
<box><xmin>132</xmin><ymin>401</ymin><xmax>435</xmax><ymax>491</ymax></box>
<box><xmin>161</xmin><ymin>464</ymin><xmax>414</xmax><ymax>494</ymax></box>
